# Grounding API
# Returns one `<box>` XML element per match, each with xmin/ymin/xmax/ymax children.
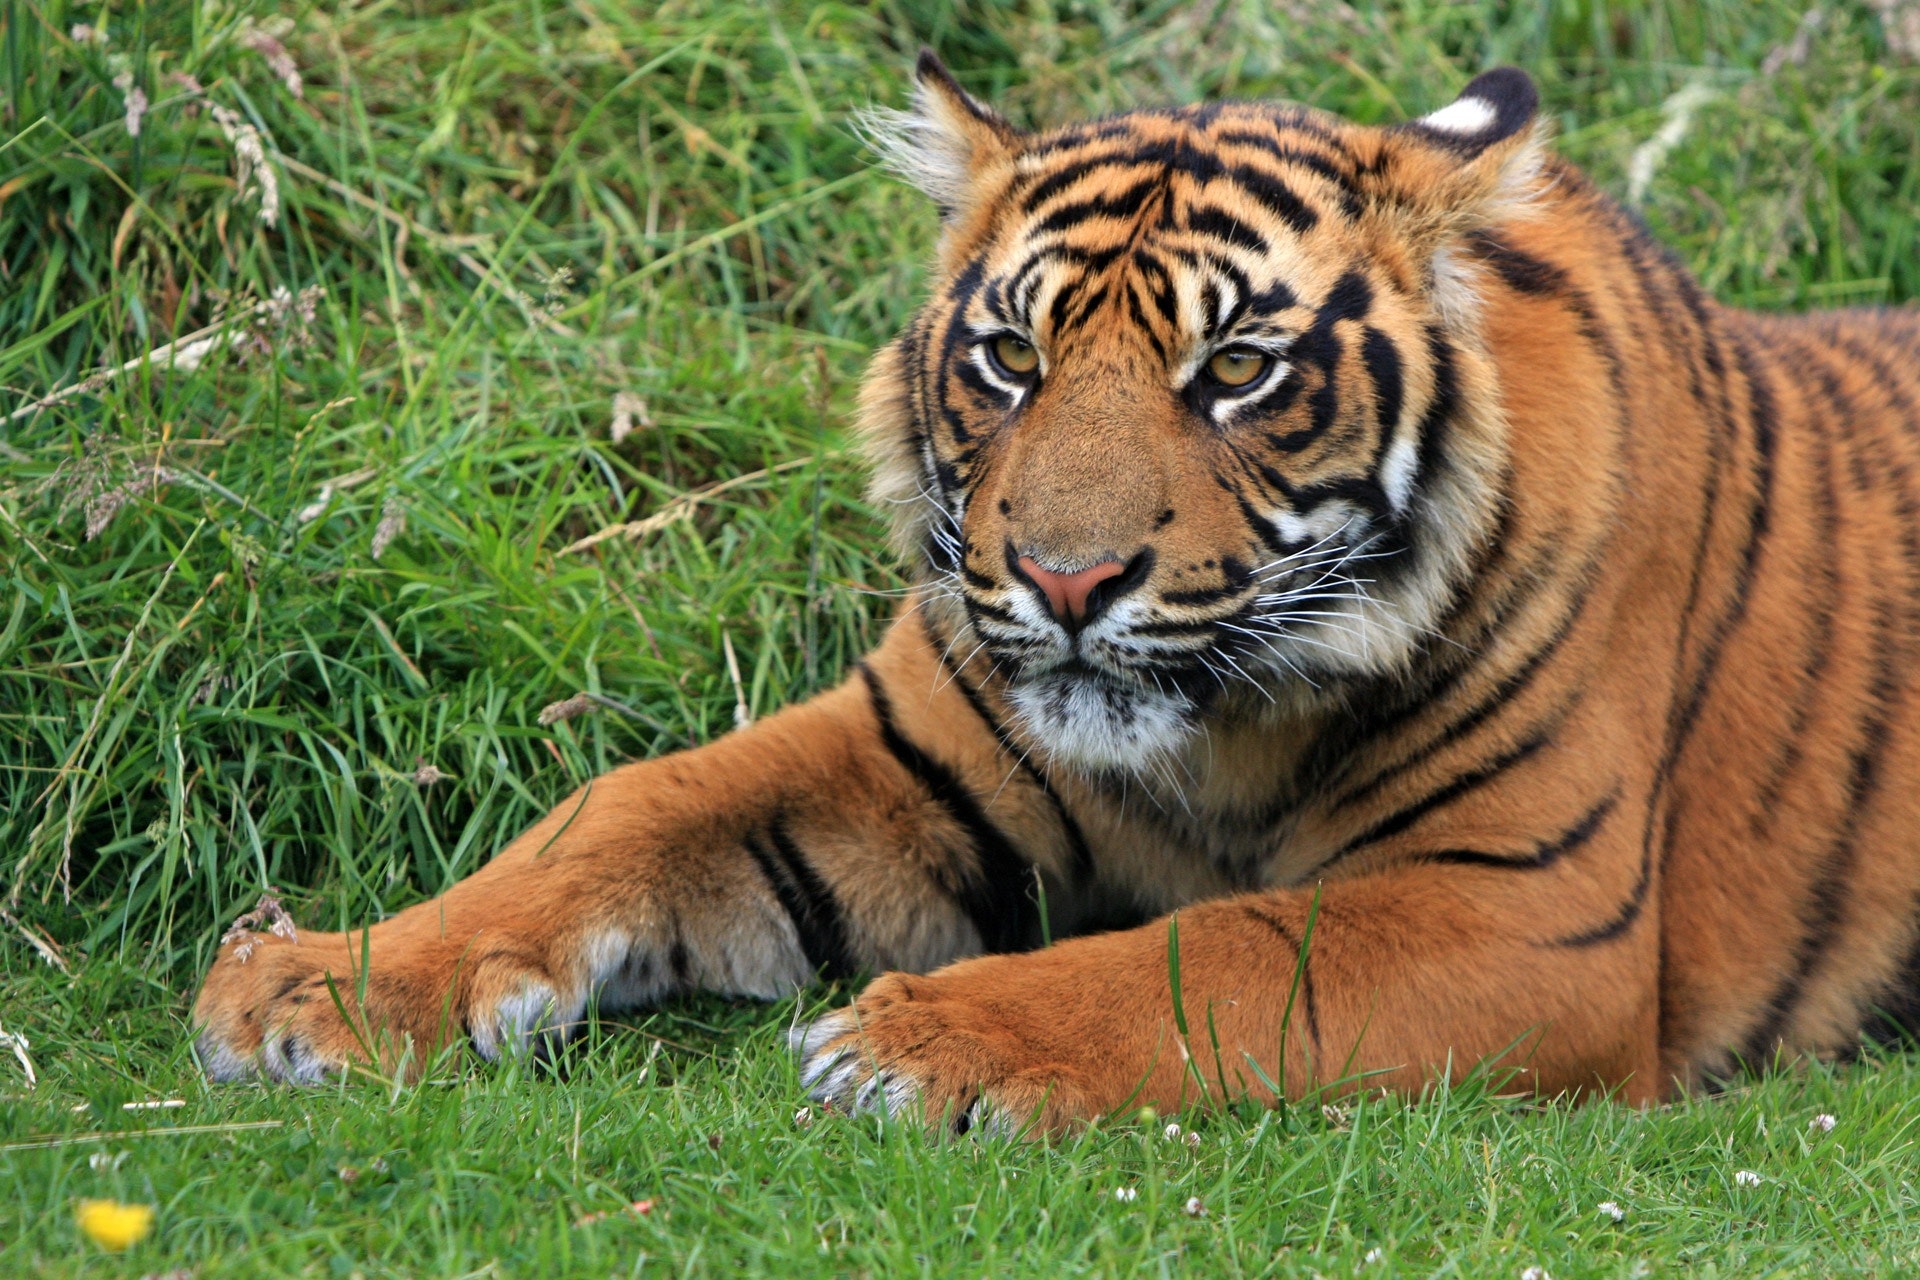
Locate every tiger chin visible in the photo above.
<box><xmin>192</xmin><ymin>53</ymin><xmax>1920</xmax><ymax>1135</ymax></box>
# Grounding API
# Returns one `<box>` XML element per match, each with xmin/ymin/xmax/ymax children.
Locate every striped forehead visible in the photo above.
<box><xmin>971</xmin><ymin>105</ymin><xmax>1365</xmax><ymax>346</ymax></box>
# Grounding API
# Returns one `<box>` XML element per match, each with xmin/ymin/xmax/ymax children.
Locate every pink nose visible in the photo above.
<box><xmin>1017</xmin><ymin>556</ymin><xmax>1126</xmax><ymax>625</ymax></box>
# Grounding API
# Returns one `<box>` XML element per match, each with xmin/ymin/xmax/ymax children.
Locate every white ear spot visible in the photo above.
<box><xmin>1419</xmin><ymin>96</ymin><xmax>1497</xmax><ymax>137</ymax></box>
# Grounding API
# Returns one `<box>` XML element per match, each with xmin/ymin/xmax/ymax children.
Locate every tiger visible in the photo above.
<box><xmin>191</xmin><ymin>53</ymin><xmax>1920</xmax><ymax>1133</ymax></box>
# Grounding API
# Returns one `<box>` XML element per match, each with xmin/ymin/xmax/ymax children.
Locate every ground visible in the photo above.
<box><xmin>3</xmin><ymin>0</ymin><xmax>1919</xmax><ymax>1275</ymax></box>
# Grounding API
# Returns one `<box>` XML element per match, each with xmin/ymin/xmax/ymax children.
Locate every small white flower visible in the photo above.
<box><xmin>1734</xmin><ymin>1169</ymin><xmax>1762</xmax><ymax>1187</ymax></box>
<box><xmin>1114</xmin><ymin>1186</ymin><xmax>1138</xmax><ymax>1203</ymax></box>
<box><xmin>1163</xmin><ymin>1122</ymin><xmax>1183</xmax><ymax>1142</ymax></box>
<box><xmin>1598</xmin><ymin>1200</ymin><xmax>1626</xmax><ymax>1222</ymax></box>
<box><xmin>1520</xmin><ymin>1268</ymin><xmax>1553</xmax><ymax>1280</ymax></box>
<box><xmin>1183</xmin><ymin>1195</ymin><xmax>1205</xmax><ymax>1217</ymax></box>
<box><xmin>1184</xmin><ymin>1131</ymin><xmax>1202</xmax><ymax>1150</ymax></box>
<box><xmin>1364</xmin><ymin>1247</ymin><xmax>1385</xmax><ymax>1264</ymax></box>
<box><xmin>1809</xmin><ymin>1113</ymin><xmax>1836</xmax><ymax>1133</ymax></box>
<box><xmin>88</xmin><ymin>1150</ymin><xmax>129</xmax><ymax>1172</ymax></box>
<box><xmin>793</xmin><ymin>1106</ymin><xmax>813</xmax><ymax>1129</ymax></box>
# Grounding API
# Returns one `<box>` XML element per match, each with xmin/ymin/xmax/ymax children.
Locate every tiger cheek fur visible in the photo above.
<box><xmin>194</xmin><ymin>52</ymin><xmax>1920</xmax><ymax>1137</ymax></box>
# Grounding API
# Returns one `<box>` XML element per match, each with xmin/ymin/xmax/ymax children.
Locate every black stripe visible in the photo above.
<box><xmin>1462</xmin><ymin>229</ymin><xmax>1568</xmax><ymax>296</ymax></box>
<box><xmin>1412</xmin><ymin>325</ymin><xmax>1460</xmax><ymax>490</ymax></box>
<box><xmin>1335</xmin><ymin>589</ymin><xmax>1586</xmax><ymax>811</ymax></box>
<box><xmin>1864</xmin><ymin>920</ymin><xmax>1920</xmax><ymax>1047</ymax></box>
<box><xmin>1213</xmin><ymin>132</ymin><xmax>1354</xmax><ymax>185</ymax></box>
<box><xmin>743</xmin><ymin>818</ymin><xmax>860</xmax><ymax>981</ymax></box>
<box><xmin>928</xmin><ymin>617</ymin><xmax>1096</xmax><ymax>888</ymax></box>
<box><xmin>1424</xmin><ymin>790</ymin><xmax>1617</xmax><ymax>869</ymax></box>
<box><xmin>1186</xmin><ymin>204</ymin><xmax>1269</xmax><ymax>254</ymax></box>
<box><xmin>1220</xmin><ymin>165</ymin><xmax>1317</xmax><ymax>235</ymax></box>
<box><xmin>1550</xmin><ymin>846</ymin><xmax>1651</xmax><ymax>948</ymax></box>
<box><xmin>1746</xmin><ymin>366</ymin><xmax>1841</xmax><ymax>830</ymax></box>
<box><xmin>1020</xmin><ymin>158</ymin><xmax>1120</xmax><ymax>212</ymax></box>
<box><xmin>1653</xmin><ymin>331</ymin><xmax>1777</xmax><ymax>812</ymax></box>
<box><xmin>932</xmin><ymin>258</ymin><xmax>989</xmax><ymax>446</ymax></box>
<box><xmin>1555</xmin><ymin>325</ymin><xmax>1777</xmax><ymax>952</ymax></box>
<box><xmin>859</xmin><ymin>662</ymin><xmax>1038</xmax><ymax>952</ymax></box>
<box><xmin>1240</xmin><ymin>903</ymin><xmax>1321</xmax><ymax>1052</ymax></box>
<box><xmin>1070</xmin><ymin>283</ymin><xmax>1111</xmax><ymax>331</ymax></box>
<box><xmin>1126</xmin><ymin>283</ymin><xmax>1170</xmax><ymax>362</ymax></box>
<box><xmin>1318</xmin><ymin>270</ymin><xmax>1373</xmax><ymax>325</ymax></box>
<box><xmin>1311</xmin><ymin>718</ymin><xmax>1559</xmax><ymax>874</ymax></box>
<box><xmin>1032</xmin><ymin>175</ymin><xmax>1162</xmax><ymax>235</ymax></box>
<box><xmin>1362</xmin><ymin>327</ymin><xmax>1404</xmax><ymax>434</ymax></box>
<box><xmin>1742</xmin><ymin>334</ymin><xmax>1915</xmax><ymax>1056</ymax></box>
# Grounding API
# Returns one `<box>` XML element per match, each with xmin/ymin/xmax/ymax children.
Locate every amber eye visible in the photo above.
<box><xmin>989</xmin><ymin>334</ymin><xmax>1040</xmax><ymax>376</ymax></box>
<box><xmin>1206</xmin><ymin>348</ymin><xmax>1270</xmax><ymax>388</ymax></box>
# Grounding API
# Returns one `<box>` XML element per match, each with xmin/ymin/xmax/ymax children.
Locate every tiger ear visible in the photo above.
<box><xmin>1367</xmin><ymin>68</ymin><xmax>1547</xmax><ymax>244</ymax></box>
<box><xmin>863</xmin><ymin>50</ymin><xmax>1024</xmax><ymax>221</ymax></box>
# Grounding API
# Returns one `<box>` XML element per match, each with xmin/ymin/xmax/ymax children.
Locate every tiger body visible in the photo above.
<box><xmin>192</xmin><ymin>58</ymin><xmax>1920</xmax><ymax>1126</ymax></box>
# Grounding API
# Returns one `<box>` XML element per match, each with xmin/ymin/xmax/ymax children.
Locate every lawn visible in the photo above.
<box><xmin>3</xmin><ymin>0</ymin><xmax>1919</xmax><ymax>1274</ymax></box>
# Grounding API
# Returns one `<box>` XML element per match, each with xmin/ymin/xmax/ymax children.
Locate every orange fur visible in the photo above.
<box><xmin>194</xmin><ymin>58</ymin><xmax>1920</xmax><ymax>1133</ymax></box>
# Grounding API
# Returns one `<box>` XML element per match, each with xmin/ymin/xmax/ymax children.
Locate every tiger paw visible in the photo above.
<box><xmin>190</xmin><ymin>917</ymin><xmax>580</xmax><ymax>1084</ymax></box>
<box><xmin>791</xmin><ymin>960</ymin><xmax>1129</xmax><ymax>1137</ymax></box>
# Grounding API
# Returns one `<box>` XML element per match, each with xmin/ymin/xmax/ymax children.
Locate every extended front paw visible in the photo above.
<box><xmin>191</xmin><ymin>918</ymin><xmax>580</xmax><ymax>1084</ymax></box>
<box><xmin>791</xmin><ymin>964</ymin><xmax>1122</xmax><ymax>1136</ymax></box>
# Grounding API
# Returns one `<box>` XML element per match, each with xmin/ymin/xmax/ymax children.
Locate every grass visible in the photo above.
<box><xmin>2</xmin><ymin>0</ymin><xmax>1919</xmax><ymax>1273</ymax></box>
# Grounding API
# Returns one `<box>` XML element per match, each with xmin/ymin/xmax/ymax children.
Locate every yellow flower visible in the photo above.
<box><xmin>75</xmin><ymin>1199</ymin><xmax>154</xmax><ymax>1251</ymax></box>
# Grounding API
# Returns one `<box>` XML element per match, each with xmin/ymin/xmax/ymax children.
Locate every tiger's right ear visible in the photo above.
<box><xmin>863</xmin><ymin>50</ymin><xmax>1025</xmax><ymax>222</ymax></box>
<box><xmin>1366</xmin><ymin>68</ymin><xmax>1546</xmax><ymax>247</ymax></box>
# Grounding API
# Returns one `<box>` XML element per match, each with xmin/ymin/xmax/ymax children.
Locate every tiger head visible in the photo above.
<box><xmin>859</xmin><ymin>53</ymin><xmax>1547</xmax><ymax>774</ymax></box>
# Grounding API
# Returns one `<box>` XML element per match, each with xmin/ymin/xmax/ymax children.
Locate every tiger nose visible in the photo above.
<box><xmin>1016</xmin><ymin>555</ymin><xmax>1128</xmax><ymax>627</ymax></box>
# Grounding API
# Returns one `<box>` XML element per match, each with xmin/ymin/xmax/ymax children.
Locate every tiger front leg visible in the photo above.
<box><xmin>191</xmin><ymin>621</ymin><xmax>1073</xmax><ymax>1083</ymax></box>
<box><xmin>796</xmin><ymin>863</ymin><xmax>1663</xmax><ymax>1135</ymax></box>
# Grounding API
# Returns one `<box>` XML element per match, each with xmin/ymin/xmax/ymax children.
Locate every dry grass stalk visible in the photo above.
<box><xmin>297</xmin><ymin>466</ymin><xmax>377</xmax><ymax>523</ymax></box>
<box><xmin>559</xmin><ymin>455</ymin><xmax>816</xmax><ymax>555</ymax></box>
<box><xmin>537</xmin><ymin>693</ymin><xmax>597</xmax><ymax>726</ymax></box>
<box><xmin>6</xmin><ymin>288</ymin><xmax>324</xmax><ymax>424</ymax></box>
<box><xmin>0</xmin><ymin>1021</ymin><xmax>36</xmax><ymax>1089</ymax></box>
<box><xmin>2</xmin><ymin>908</ymin><xmax>71</xmax><ymax>974</ymax></box>
<box><xmin>0</xmin><ymin>1120</ymin><xmax>284</xmax><ymax>1153</ymax></box>
<box><xmin>219</xmin><ymin>891</ymin><xmax>298</xmax><ymax>963</ymax></box>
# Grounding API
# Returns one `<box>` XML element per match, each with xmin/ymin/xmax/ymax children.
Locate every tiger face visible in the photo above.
<box><xmin>860</xmin><ymin>55</ymin><xmax>1544</xmax><ymax>773</ymax></box>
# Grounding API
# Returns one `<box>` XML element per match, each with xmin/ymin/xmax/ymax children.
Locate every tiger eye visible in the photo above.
<box><xmin>992</xmin><ymin>334</ymin><xmax>1040</xmax><ymax>375</ymax></box>
<box><xmin>1207</xmin><ymin>348</ymin><xmax>1268</xmax><ymax>387</ymax></box>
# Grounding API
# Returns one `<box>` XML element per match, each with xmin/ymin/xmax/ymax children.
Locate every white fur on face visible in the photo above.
<box><xmin>1007</xmin><ymin>669</ymin><xmax>1195</xmax><ymax>773</ymax></box>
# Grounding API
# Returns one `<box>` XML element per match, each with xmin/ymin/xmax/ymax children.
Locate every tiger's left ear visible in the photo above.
<box><xmin>864</xmin><ymin>50</ymin><xmax>1026</xmax><ymax>223</ymax></box>
<box><xmin>1366</xmin><ymin>68</ymin><xmax>1547</xmax><ymax>248</ymax></box>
